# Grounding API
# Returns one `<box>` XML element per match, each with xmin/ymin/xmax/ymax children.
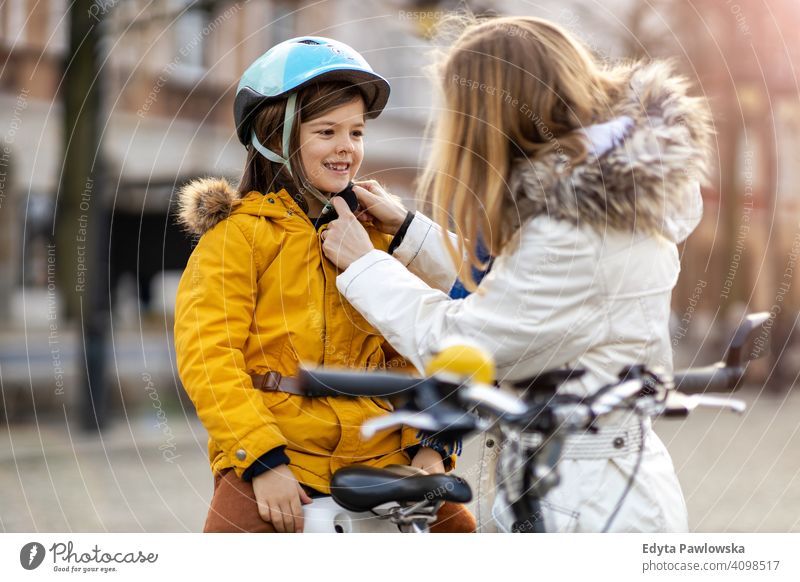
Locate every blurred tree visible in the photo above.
<box><xmin>58</xmin><ymin>0</ymin><xmax>109</xmax><ymax>431</ymax></box>
<box><xmin>57</xmin><ymin>0</ymin><xmax>252</xmax><ymax>430</ymax></box>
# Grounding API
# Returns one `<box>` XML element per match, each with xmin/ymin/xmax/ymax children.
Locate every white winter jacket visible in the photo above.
<box><xmin>339</xmin><ymin>209</ymin><xmax>698</xmax><ymax>390</ymax></box>
<box><xmin>336</xmin><ymin>61</ymin><xmax>713</xmax><ymax>532</ymax></box>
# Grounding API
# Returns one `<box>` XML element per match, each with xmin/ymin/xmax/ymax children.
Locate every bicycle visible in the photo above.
<box><xmin>296</xmin><ymin>312</ymin><xmax>770</xmax><ymax>533</ymax></box>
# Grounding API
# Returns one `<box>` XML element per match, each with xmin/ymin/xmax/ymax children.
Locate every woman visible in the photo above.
<box><xmin>321</xmin><ymin>17</ymin><xmax>712</xmax><ymax>532</ymax></box>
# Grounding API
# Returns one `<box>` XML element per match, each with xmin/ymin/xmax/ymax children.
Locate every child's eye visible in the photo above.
<box><xmin>352</xmin><ymin>130</ymin><xmax>364</xmax><ymax>138</ymax></box>
<box><xmin>318</xmin><ymin>129</ymin><xmax>335</xmax><ymax>136</ymax></box>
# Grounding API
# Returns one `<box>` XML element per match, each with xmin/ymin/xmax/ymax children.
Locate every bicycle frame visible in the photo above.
<box><xmin>301</xmin><ymin>496</ymin><xmax>440</xmax><ymax>533</ymax></box>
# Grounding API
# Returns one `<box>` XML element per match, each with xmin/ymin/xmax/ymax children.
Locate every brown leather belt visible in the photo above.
<box><xmin>250</xmin><ymin>371</ymin><xmax>305</xmax><ymax>396</ymax></box>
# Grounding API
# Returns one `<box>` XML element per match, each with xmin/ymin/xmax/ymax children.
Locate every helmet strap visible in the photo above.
<box><xmin>250</xmin><ymin>131</ymin><xmax>287</xmax><ymax>165</ymax></box>
<box><xmin>281</xmin><ymin>92</ymin><xmax>296</xmax><ymax>167</ymax></box>
<box><xmin>250</xmin><ymin>92</ymin><xmax>299</xmax><ymax>172</ymax></box>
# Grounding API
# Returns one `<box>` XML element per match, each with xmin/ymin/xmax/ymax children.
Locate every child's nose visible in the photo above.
<box><xmin>336</xmin><ymin>137</ymin><xmax>356</xmax><ymax>155</ymax></box>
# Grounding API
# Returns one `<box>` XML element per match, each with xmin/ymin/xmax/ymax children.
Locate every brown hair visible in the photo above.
<box><xmin>420</xmin><ymin>15</ymin><xmax>627</xmax><ymax>289</ymax></box>
<box><xmin>238</xmin><ymin>81</ymin><xmax>366</xmax><ymax>199</ymax></box>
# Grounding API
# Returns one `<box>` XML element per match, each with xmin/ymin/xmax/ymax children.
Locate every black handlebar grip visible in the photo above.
<box><xmin>298</xmin><ymin>368</ymin><xmax>428</xmax><ymax>398</ymax></box>
<box><xmin>672</xmin><ymin>364</ymin><xmax>743</xmax><ymax>395</ymax></box>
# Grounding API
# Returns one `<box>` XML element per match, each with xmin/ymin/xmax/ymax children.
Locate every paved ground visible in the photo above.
<box><xmin>654</xmin><ymin>387</ymin><xmax>800</xmax><ymax>532</ymax></box>
<box><xmin>1</xmin><ymin>387</ymin><xmax>798</xmax><ymax>532</ymax></box>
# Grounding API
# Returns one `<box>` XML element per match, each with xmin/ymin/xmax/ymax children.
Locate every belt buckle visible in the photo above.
<box><xmin>261</xmin><ymin>371</ymin><xmax>282</xmax><ymax>392</ymax></box>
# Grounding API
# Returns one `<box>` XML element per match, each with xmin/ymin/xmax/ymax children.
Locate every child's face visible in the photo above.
<box><xmin>299</xmin><ymin>97</ymin><xmax>366</xmax><ymax>195</ymax></box>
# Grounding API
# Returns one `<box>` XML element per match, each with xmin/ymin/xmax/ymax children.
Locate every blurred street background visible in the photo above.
<box><xmin>1</xmin><ymin>0</ymin><xmax>799</xmax><ymax>532</ymax></box>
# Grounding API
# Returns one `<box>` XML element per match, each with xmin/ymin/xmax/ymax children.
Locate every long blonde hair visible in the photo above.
<box><xmin>420</xmin><ymin>16</ymin><xmax>626</xmax><ymax>289</ymax></box>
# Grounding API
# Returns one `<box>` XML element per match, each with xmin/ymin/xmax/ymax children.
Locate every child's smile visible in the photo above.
<box><xmin>322</xmin><ymin>160</ymin><xmax>351</xmax><ymax>175</ymax></box>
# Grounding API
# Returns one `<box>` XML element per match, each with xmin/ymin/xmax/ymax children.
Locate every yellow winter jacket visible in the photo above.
<box><xmin>173</xmin><ymin>178</ymin><xmax>418</xmax><ymax>493</ymax></box>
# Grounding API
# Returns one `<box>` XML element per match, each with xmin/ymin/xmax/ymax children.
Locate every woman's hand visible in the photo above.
<box><xmin>322</xmin><ymin>197</ymin><xmax>376</xmax><ymax>270</ymax></box>
<box><xmin>252</xmin><ymin>464</ymin><xmax>313</xmax><ymax>533</ymax></box>
<box><xmin>411</xmin><ymin>447</ymin><xmax>446</xmax><ymax>475</ymax></box>
<box><xmin>353</xmin><ymin>180</ymin><xmax>408</xmax><ymax>235</ymax></box>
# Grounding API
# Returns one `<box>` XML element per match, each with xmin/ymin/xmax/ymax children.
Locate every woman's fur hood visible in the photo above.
<box><xmin>508</xmin><ymin>60</ymin><xmax>714</xmax><ymax>237</ymax></box>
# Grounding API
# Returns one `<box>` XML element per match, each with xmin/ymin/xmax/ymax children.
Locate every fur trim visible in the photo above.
<box><xmin>508</xmin><ymin>60</ymin><xmax>714</xmax><ymax>233</ymax></box>
<box><xmin>176</xmin><ymin>177</ymin><xmax>242</xmax><ymax>236</ymax></box>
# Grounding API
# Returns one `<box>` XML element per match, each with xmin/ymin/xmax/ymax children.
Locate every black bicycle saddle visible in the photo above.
<box><xmin>330</xmin><ymin>466</ymin><xmax>472</xmax><ymax>512</ymax></box>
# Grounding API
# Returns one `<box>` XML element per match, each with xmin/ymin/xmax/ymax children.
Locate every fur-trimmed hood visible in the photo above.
<box><xmin>175</xmin><ymin>177</ymin><xmax>285</xmax><ymax>236</ymax></box>
<box><xmin>508</xmin><ymin>61</ymin><xmax>714</xmax><ymax>240</ymax></box>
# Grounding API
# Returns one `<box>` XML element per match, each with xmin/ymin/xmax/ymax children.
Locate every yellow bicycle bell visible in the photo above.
<box><xmin>424</xmin><ymin>337</ymin><xmax>496</xmax><ymax>385</ymax></box>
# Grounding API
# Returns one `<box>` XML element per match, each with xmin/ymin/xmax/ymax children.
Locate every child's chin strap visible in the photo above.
<box><xmin>249</xmin><ymin>92</ymin><xmax>331</xmax><ymax>209</ymax></box>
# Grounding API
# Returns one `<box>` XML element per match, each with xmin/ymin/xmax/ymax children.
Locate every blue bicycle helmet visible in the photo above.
<box><xmin>234</xmin><ymin>36</ymin><xmax>390</xmax><ymax>146</ymax></box>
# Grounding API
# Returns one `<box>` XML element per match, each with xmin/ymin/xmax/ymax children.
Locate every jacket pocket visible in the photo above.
<box><xmin>540</xmin><ymin>499</ymin><xmax>580</xmax><ymax>533</ymax></box>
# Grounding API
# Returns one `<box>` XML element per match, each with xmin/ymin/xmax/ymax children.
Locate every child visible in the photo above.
<box><xmin>322</xmin><ymin>17</ymin><xmax>712</xmax><ymax>532</ymax></box>
<box><xmin>173</xmin><ymin>37</ymin><xmax>473</xmax><ymax>533</ymax></box>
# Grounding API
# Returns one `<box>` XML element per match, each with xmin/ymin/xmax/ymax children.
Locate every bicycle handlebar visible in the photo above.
<box><xmin>299</xmin><ymin>368</ymin><xmax>429</xmax><ymax>398</ymax></box>
<box><xmin>671</xmin><ymin>364</ymin><xmax>742</xmax><ymax>394</ymax></box>
<box><xmin>670</xmin><ymin>312</ymin><xmax>770</xmax><ymax>394</ymax></box>
<box><xmin>298</xmin><ymin>311</ymin><xmax>769</xmax><ymax>438</ymax></box>
<box><xmin>298</xmin><ymin>364</ymin><xmax>747</xmax><ymax>438</ymax></box>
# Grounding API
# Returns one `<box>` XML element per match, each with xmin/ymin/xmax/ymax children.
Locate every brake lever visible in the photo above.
<box><xmin>590</xmin><ymin>379</ymin><xmax>646</xmax><ymax>416</ymax></box>
<box><xmin>361</xmin><ymin>411</ymin><xmax>441</xmax><ymax>439</ymax></box>
<box><xmin>460</xmin><ymin>384</ymin><xmax>527</xmax><ymax>416</ymax></box>
<box><xmin>662</xmin><ymin>391</ymin><xmax>746</xmax><ymax>417</ymax></box>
